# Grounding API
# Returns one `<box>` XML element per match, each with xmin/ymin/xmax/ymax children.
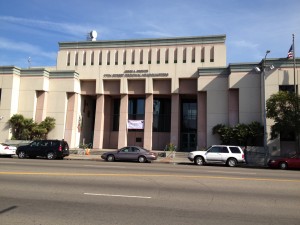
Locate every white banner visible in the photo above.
<box><xmin>127</xmin><ymin>120</ymin><xmax>144</xmax><ymax>129</ymax></box>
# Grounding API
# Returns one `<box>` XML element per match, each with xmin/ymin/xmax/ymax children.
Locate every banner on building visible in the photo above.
<box><xmin>127</xmin><ymin>120</ymin><xmax>144</xmax><ymax>129</ymax></box>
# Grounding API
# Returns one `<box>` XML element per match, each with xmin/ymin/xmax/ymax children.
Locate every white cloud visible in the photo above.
<box><xmin>229</xmin><ymin>40</ymin><xmax>258</xmax><ymax>50</ymax></box>
<box><xmin>0</xmin><ymin>16</ymin><xmax>100</xmax><ymax>38</ymax></box>
<box><xmin>0</xmin><ymin>37</ymin><xmax>56</xmax><ymax>60</ymax></box>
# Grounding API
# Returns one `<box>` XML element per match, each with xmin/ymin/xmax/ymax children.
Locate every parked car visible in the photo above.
<box><xmin>188</xmin><ymin>145</ymin><xmax>245</xmax><ymax>167</ymax></box>
<box><xmin>0</xmin><ymin>143</ymin><xmax>17</xmax><ymax>157</ymax></box>
<box><xmin>101</xmin><ymin>146</ymin><xmax>158</xmax><ymax>163</ymax></box>
<box><xmin>16</xmin><ymin>140</ymin><xmax>69</xmax><ymax>160</ymax></box>
<box><xmin>268</xmin><ymin>156</ymin><xmax>300</xmax><ymax>170</ymax></box>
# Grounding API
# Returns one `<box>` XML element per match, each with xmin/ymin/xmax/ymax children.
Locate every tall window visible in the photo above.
<box><xmin>112</xmin><ymin>98</ymin><xmax>120</xmax><ymax>131</ymax></box>
<box><xmin>153</xmin><ymin>98</ymin><xmax>171</xmax><ymax>132</ymax></box>
<box><xmin>75</xmin><ymin>52</ymin><xmax>78</xmax><ymax>66</ymax></box>
<box><xmin>0</xmin><ymin>89</ymin><xmax>2</xmax><ymax>106</ymax></box>
<box><xmin>148</xmin><ymin>49</ymin><xmax>152</xmax><ymax>64</ymax></box>
<box><xmin>99</xmin><ymin>51</ymin><xmax>102</xmax><ymax>65</ymax></box>
<box><xmin>123</xmin><ymin>50</ymin><xmax>127</xmax><ymax>65</ymax></box>
<box><xmin>107</xmin><ymin>51</ymin><xmax>110</xmax><ymax>65</ymax></box>
<box><xmin>210</xmin><ymin>46</ymin><xmax>214</xmax><ymax>62</ymax></box>
<box><xmin>140</xmin><ymin>49</ymin><xmax>143</xmax><ymax>64</ymax></box>
<box><xmin>67</xmin><ymin>52</ymin><xmax>70</xmax><ymax>66</ymax></box>
<box><xmin>201</xmin><ymin>47</ymin><xmax>205</xmax><ymax>62</ymax></box>
<box><xmin>174</xmin><ymin>48</ymin><xmax>178</xmax><ymax>63</ymax></box>
<box><xmin>192</xmin><ymin>47</ymin><xmax>195</xmax><ymax>63</ymax></box>
<box><xmin>183</xmin><ymin>48</ymin><xmax>187</xmax><ymax>63</ymax></box>
<box><xmin>165</xmin><ymin>49</ymin><xmax>169</xmax><ymax>64</ymax></box>
<box><xmin>115</xmin><ymin>50</ymin><xmax>118</xmax><ymax>65</ymax></box>
<box><xmin>131</xmin><ymin>50</ymin><xmax>135</xmax><ymax>64</ymax></box>
<box><xmin>157</xmin><ymin>49</ymin><xmax>160</xmax><ymax>64</ymax></box>
<box><xmin>83</xmin><ymin>51</ymin><xmax>86</xmax><ymax>65</ymax></box>
<box><xmin>91</xmin><ymin>51</ymin><xmax>94</xmax><ymax>65</ymax></box>
<box><xmin>128</xmin><ymin>98</ymin><xmax>145</xmax><ymax>120</ymax></box>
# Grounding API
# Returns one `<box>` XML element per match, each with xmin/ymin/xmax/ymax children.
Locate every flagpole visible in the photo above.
<box><xmin>293</xmin><ymin>34</ymin><xmax>296</xmax><ymax>94</ymax></box>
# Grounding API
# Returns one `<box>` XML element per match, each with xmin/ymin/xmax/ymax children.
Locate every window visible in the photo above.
<box><xmin>140</xmin><ymin>49</ymin><xmax>143</xmax><ymax>64</ymax></box>
<box><xmin>210</xmin><ymin>46</ymin><xmax>214</xmax><ymax>62</ymax></box>
<box><xmin>220</xmin><ymin>147</ymin><xmax>229</xmax><ymax>153</ymax></box>
<box><xmin>99</xmin><ymin>51</ymin><xmax>102</xmax><ymax>65</ymax></box>
<box><xmin>131</xmin><ymin>50</ymin><xmax>135</xmax><ymax>64</ymax></box>
<box><xmin>91</xmin><ymin>51</ymin><xmax>94</xmax><ymax>65</ymax></box>
<box><xmin>67</xmin><ymin>52</ymin><xmax>70</xmax><ymax>66</ymax></box>
<box><xmin>208</xmin><ymin>146</ymin><xmax>220</xmax><ymax>153</ymax></box>
<box><xmin>229</xmin><ymin>147</ymin><xmax>241</xmax><ymax>154</ymax></box>
<box><xmin>75</xmin><ymin>52</ymin><xmax>78</xmax><ymax>66</ymax></box>
<box><xmin>174</xmin><ymin>48</ymin><xmax>178</xmax><ymax>63</ymax></box>
<box><xmin>123</xmin><ymin>50</ymin><xmax>126</xmax><ymax>65</ymax></box>
<box><xmin>128</xmin><ymin>98</ymin><xmax>145</xmax><ymax>120</ymax></box>
<box><xmin>183</xmin><ymin>48</ymin><xmax>186</xmax><ymax>63</ymax></box>
<box><xmin>279</xmin><ymin>85</ymin><xmax>295</xmax><ymax>93</ymax></box>
<box><xmin>107</xmin><ymin>51</ymin><xmax>110</xmax><ymax>65</ymax></box>
<box><xmin>112</xmin><ymin>98</ymin><xmax>120</xmax><ymax>131</ymax></box>
<box><xmin>192</xmin><ymin>48</ymin><xmax>195</xmax><ymax>63</ymax></box>
<box><xmin>148</xmin><ymin>49</ymin><xmax>151</xmax><ymax>64</ymax></box>
<box><xmin>153</xmin><ymin>98</ymin><xmax>171</xmax><ymax>132</ymax></box>
<box><xmin>83</xmin><ymin>51</ymin><xmax>86</xmax><ymax>65</ymax></box>
<box><xmin>165</xmin><ymin>49</ymin><xmax>169</xmax><ymax>64</ymax></box>
<box><xmin>115</xmin><ymin>51</ymin><xmax>118</xmax><ymax>65</ymax></box>
<box><xmin>201</xmin><ymin>47</ymin><xmax>205</xmax><ymax>62</ymax></box>
<box><xmin>157</xmin><ymin>49</ymin><xmax>160</xmax><ymax>64</ymax></box>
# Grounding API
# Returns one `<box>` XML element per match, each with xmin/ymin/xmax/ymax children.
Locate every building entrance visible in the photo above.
<box><xmin>180</xmin><ymin>100</ymin><xmax>197</xmax><ymax>152</ymax></box>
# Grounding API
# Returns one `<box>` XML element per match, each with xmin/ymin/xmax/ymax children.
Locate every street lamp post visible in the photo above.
<box><xmin>263</xmin><ymin>50</ymin><xmax>270</xmax><ymax>163</ymax></box>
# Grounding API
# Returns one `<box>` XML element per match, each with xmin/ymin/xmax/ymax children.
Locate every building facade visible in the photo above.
<box><xmin>0</xmin><ymin>34</ymin><xmax>299</xmax><ymax>155</ymax></box>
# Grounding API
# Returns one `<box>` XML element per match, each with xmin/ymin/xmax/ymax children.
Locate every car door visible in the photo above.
<box><xmin>205</xmin><ymin>146</ymin><xmax>222</xmax><ymax>162</ymax></box>
<box><xmin>28</xmin><ymin>141</ymin><xmax>42</xmax><ymax>157</ymax></box>
<box><xmin>39</xmin><ymin>140</ymin><xmax>50</xmax><ymax>157</ymax></box>
<box><xmin>115</xmin><ymin>147</ymin><xmax>131</xmax><ymax>161</ymax></box>
<box><xmin>288</xmin><ymin>157</ymin><xmax>300</xmax><ymax>169</ymax></box>
<box><xmin>130</xmin><ymin>147</ymin><xmax>140</xmax><ymax>160</ymax></box>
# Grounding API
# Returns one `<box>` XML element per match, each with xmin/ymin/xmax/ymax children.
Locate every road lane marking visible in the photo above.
<box><xmin>207</xmin><ymin>171</ymin><xmax>257</xmax><ymax>175</ymax></box>
<box><xmin>84</xmin><ymin>193</ymin><xmax>152</xmax><ymax>199</ymax></box>
<box><xmin>84</xmin><ymin>165</ymin><xmax>127</xmax><ymax>168</ymax></box>
<box><xmin>0</xmin><ymin>171</ymin><xmax>300</xmax><ymax>183</ymax></box>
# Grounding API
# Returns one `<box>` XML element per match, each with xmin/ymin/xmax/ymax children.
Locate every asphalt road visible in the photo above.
<box><xmin>1</xmin><ymin>157</ymin><xmax>300</xmax><ymax>225</ymax></box>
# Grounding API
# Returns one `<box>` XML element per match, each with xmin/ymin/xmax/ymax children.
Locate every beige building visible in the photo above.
<box><xmin>0</xmin><ymin>34</ymin><xmax>299</xmax><ymax>155</ymax></box>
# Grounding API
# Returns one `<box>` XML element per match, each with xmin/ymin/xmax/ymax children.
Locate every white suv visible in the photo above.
<box><xmin>188</xmin><ymin>145</ymin><xmax>245</xmax><ymax>167</ymax></box>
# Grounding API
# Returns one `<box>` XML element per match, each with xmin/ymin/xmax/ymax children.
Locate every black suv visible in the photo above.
<box><xmin>16</xmin><ymin>140</ymin><xmax>69</xmax><ymax>160</ymax></box>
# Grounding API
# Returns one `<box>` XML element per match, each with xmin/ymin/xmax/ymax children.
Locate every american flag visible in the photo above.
<box><xmin>287</xmin><ymin>45</ymin><xmax>293</xmax><ymax>58</ymax></box>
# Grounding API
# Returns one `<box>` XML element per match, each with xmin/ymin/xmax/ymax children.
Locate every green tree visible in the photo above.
<box><xmin>8</xmin><ymin>114</ymin><xmax>56</xmax><ymax>140</ymax></box>
<box><xmin>266</xmin><ymin>91</ymin><xmax>300</xmax><ymax>154</ymax></box>
<box><xmin>212</xmin><ymin>122</ymin><xmax>263</xmax><ymax>146</ymax></box>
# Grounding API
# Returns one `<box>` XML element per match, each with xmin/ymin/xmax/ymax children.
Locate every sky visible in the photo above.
<box><xmin>0</xmin><ymin>0</ymin><xmax>299</xmax><ymax>68</ymax></box>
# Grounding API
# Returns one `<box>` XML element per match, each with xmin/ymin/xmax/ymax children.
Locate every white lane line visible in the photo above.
<box><xmin>84</xmin><ymin>165</ymin><xmax>127</xmax><ymax>168</ymax></box>
<box><xmin>84</xmin><ymin>193</ymin><xmax>152</xmax><ymax>199</ymax></box>
<box><xmin>206</xmin><ymin>171</ymin><xmax>257</xmax><ymax>175</ymax></box>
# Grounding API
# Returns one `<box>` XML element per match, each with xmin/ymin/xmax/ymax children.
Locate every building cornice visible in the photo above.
<box><xmin>20</xmin><ymin>68</ymin><xmax>50</xmax><ymax>77</ymax></box>
<box><xmin>59</xmin><ymin>35</ymin><xmax>226</xmax><ymax>50</ymax></box>
<box><xmin>0</xmin><ymin>66</ymin><xmax>21</xmax><ymax>75</ymax></box>
<box><xmin>198</xmin><ymin>67</ymin><xmax>229</xmax><ymax>76</ymax></box>
<box><xmin>50</xmin><ymin>70</ymin><xmax>79</xmax><ymax>79</ymax></box>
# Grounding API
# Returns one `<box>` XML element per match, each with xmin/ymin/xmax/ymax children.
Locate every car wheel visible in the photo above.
<box><xmin>227</xmin><ymin>158</ymin><xmax>237</xmax><ymax>167</ymax></box>
<box><xmin>138</xmin><ymin>156</ymin><xmax>147</xmax><ymax>163</ymax></box>
<box><xmin>194</xmin><ymin>156</ymin><xmax>204</xmax><ymax>166</ymax></box>
<box><xmin>18</xmin><ymin>151</ymin><xmax>26</xmax><ymax>159</ymax></box>
<box><xmin>47</xmin><ymin>152</ymin><xmax>56</xmax><ymax>160</ymax></box>
<box><xmin>279</xmin><ymin>162</ymin><xmax>288</xmax><ymax>170</ymax></box>
<box><xmin>107</xmin><ymin>155</ymin><xmax>115</xmax><ymax>162</ymax></box>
